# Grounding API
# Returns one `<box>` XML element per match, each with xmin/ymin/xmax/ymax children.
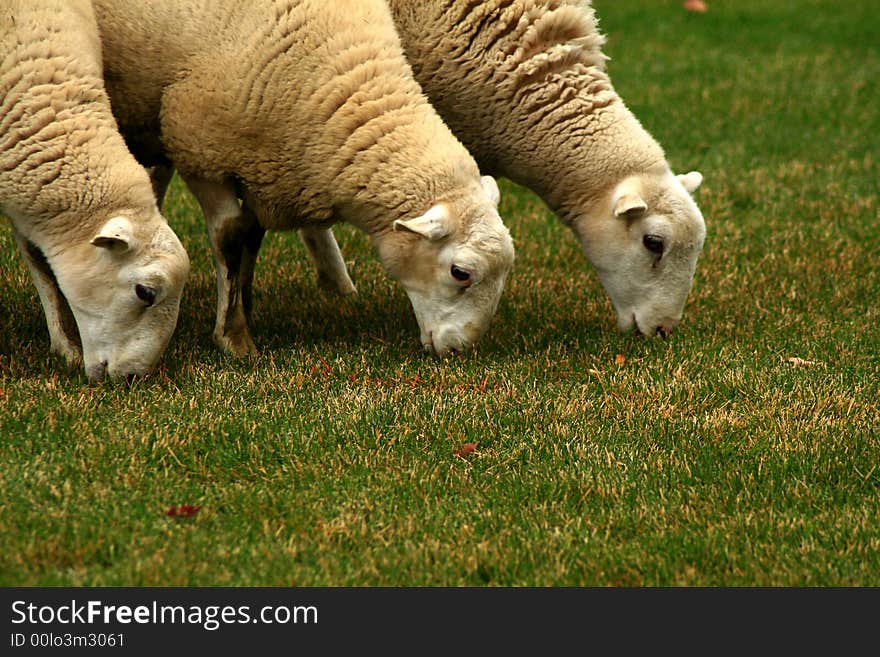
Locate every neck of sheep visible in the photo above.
<box><xmin>324</xmin><ymin>108</ymin><xmax>478</xmax><ymax>238</ymax></box>
<box><xmin>0</xmin><ymin>89</ymin><xmax>155</xmax><ymax>250</ymax></box>
<box><xmin>388</xmin><ymin>0</ymin><xmax>669</xmax><ymax>227</ymax></box>
<box><xmin>525</xmin><ymin>93</ymin><xmax>669</xmax><ymax>226</ymax></box>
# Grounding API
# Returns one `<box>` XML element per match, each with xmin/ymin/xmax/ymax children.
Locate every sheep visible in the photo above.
<box><xmin>91</xmin><ymin>0</ymin><xmax>515</xmax><ymax>359</ymax></box>
<box><xmin>305</xmin><ymin>0</ymin><xmax>707</xmax><ymax>338</ymax></box>
<box><xmin>398</xmin><ymin>0</ymin><xmax>709</xmax><ymax>336</ymax></box>
<box><xmin>0</xmin><ymin>0</ymin><xmax>190</xmax><ymax>381</ymax></box>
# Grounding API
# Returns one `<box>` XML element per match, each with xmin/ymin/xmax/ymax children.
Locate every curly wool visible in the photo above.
<box><xmin>0</xmin><ymin>0</ymin><xmax>157</xmax><ymax>246</ymax></box>
<box><xmin>387</xmin><ymin>0</ymin><xmax>667</xmax><ymax>222</ymax></box>
<box><xmin>94</xmin><ymin>0</ymin><xmax>486</xmax><ymax>236</ymax></box>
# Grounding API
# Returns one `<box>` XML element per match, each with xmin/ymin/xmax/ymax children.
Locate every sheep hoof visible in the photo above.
<box><xmin>317</xmin><ymin>271</ymin><xmax>357</xmax><ymax>296</ymax></box>
<box><xmin>50</xmin><ymin>339</ymin><xmax>83</xmax><ymax>367</ymax></box>
<box><xmin>213</xmin><ymin>330</ymin><xmax>259</xmax><ymax>358</ymax></box>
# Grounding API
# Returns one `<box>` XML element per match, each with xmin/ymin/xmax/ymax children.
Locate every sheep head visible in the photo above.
<box><xmin>573</xmin><ymin>168</ymin><xmax>706</xmax><ymax>337</ymax></box>
<box><xmin>49</xmin><ymin>210</ymin><xmax>190</xmax><ymax>381</ymax></box>
<box><xmin>377</xmin><ymin>175</ymin><xmax>515</xmax><ymax>356</ymax></box>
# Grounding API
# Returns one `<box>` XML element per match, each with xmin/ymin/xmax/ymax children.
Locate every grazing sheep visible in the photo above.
<box><xmin>0</xmin><ymin>0</ymin><xmax>190</xmax><ymax>380</ymax></box>
<box><xmin>308</xmin><ymin>0</ymin><xmax>707</xmax><ymax>337</ymax></box>
<box><xmin>395</xmin><ymin>0</ymin><xmax>708</xmax><ymax>336</ymax></box>
<box><xmin>92</xmin><ymin>0</ymin><xmax>515</xmax><ymax>358</ymax></box>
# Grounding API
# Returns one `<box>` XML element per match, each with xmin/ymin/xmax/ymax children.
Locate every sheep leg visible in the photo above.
<box><xmin>238</xmin><ymin>201</ymin><xmax>265</xmax><ymax>320</ymax></box>
<box><xmin>12</xmin><ymin>228</ymin><xmax>82</xmax><ymax>366</ymax></box>
<box><xmin>147</xmin><ymin>162</ymin><xmax>175</xmax><ymax>209</ymax></box>
<box><xmin>184</xmin><ymin>176</ymin><xmax>259</xmax><ymax>357</ymax></box>
<box><xmin>298</xmin><ymin>226</ymin><xmax>357</xmax><ymax>295</ymax></box>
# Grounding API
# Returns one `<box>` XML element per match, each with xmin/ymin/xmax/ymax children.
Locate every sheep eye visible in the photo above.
<box><xmin>135</xmin><ymin>284</ymin><xmax>157</xmax><ymax>306</ymax></box>
<box><xmin>643</xmin><ymin>234</ymin><xmax>664</xmax><ymax>256</ymax></box>
<box><xmin>450</xmin><ymin>265</ymin><xmax>471</xmax><ymax>283</ymax></box>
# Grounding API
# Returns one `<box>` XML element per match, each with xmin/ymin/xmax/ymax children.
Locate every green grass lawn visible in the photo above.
<box><xmin>1</xmin><ymin>0</ymin><xmax>878</xmax><ymax>586</ymax></box>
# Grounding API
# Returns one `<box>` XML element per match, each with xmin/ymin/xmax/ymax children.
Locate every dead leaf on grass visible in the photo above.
<box><xmin>453</xmin><ymin>443</ymin><xmax>477</xmax><ymax>457</ymax></box>
<box><xmin>614</xmin><ymin>354</ymin><xmax>627</xmax><ymax>365</ymax></box>
<box><xmin>683</xmin><ymin>0</ymin><xmax>708</xmax><ymax>12</ymax></box>
<box><xmin>166</xmin><ymin>504</ymin><xmax>201</xmax><ymax>518</ymax></box>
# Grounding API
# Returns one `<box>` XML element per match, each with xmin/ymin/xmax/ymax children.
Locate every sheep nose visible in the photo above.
<box><xmin>656</xmin><ymin>325</ymin><xmax>671</xmax><ymax>339</ymax></box>
<box><xmin>430</xmin><ymin>326</ymin><xmax>471</xmax><ymax>358</ymax></box>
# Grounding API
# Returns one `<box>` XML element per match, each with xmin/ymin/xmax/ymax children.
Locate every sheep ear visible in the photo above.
<box><xmin>393</xmin><ymin>204</ymin><xmax>451</xmax><ymax>241</ymax></box>
<box><xmin>480</xmin><ymin>175</ymin><xmax>501</xmax><ymax>207</ymax></box>
<box><xmin>614</xmin><ymin>193</ymin><xmax>648</xmax><ymax>218</ymax></box>
<box><xmin>678</xmin><ymin>171</ymin><xmax>703</xmax><ymax>194</ymax></box>
<box><xmin>91</xmin><ymin>216</ymin><xmax>134</xmax><ymax>251</ymax></box>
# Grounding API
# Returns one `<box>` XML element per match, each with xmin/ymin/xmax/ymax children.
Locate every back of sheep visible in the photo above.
<box><xmin>149</xmin><ymin>0</ymin><xmax>473</xmax><ymax>231</ymax></box>
<box><xmin>387</xmin><ymin>0</ymin><xmax>658</xmax><ymax>207</ymax></box>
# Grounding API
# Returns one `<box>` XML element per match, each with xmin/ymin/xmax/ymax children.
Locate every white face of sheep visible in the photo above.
<box><xmin>52</xmin><ymin>214</ymin><xmax>190</xmax><ymax>381</ymax></box>
<box><xmin>573</xmin><ymin>170</ymin><xmax>705</xmax><ymax>337</ymax></box>
<box><xmin>378</xmin><ymin>176</ymin><xmax>515</xmax><ymax>357</ymax></box>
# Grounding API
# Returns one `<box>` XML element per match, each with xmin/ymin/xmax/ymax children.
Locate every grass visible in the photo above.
<box><xmin>1</xmin><ymin>0</ymin><xmax>878</xmax><ymax>586</ymax></box>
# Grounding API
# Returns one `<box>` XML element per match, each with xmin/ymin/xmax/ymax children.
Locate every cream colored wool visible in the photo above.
<box><xmin>0</xmin><ymin>0</ymin><xmax>189</xmax><ymax>380</ymax></box>
<box><xmin>384</xmin><ymin>0</ymin><xmax>707</xmax><ymax>336</ymax></box>
<box><xmin>93</xmin><ymin>0</ymin><xmax>515</xmax><ymax>358</ymax></box>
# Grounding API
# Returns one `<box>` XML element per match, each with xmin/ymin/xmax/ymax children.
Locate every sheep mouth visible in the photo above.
<box><xmin>422</xmin><ymin>332</ymin><xmax>461</xmax><ymax>358</ymax></box>
<box><xmin>87</xmin><ymin>360</ymin><xmax>108</xmax><ymax>382</ymax></box>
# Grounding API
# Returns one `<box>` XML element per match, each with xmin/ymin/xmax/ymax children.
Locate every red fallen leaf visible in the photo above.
<box><xmin>453</xmin><ymin>442</ymin><xmax>477</xmax><ymax>457</ymax></box>
<box><xmin>683</xmin><ymin>0</ymin><xmax>708</xmax><ymax>12</ymax></box>
<box><xmin>614</xmin><ymin>354</ymin><xmax>627</xmax><ymax>365</ymax></box>
<box><xmin>166</xmin><ymin>504</ymin><xmax>201</xmax><ymax>518</ymax></box>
